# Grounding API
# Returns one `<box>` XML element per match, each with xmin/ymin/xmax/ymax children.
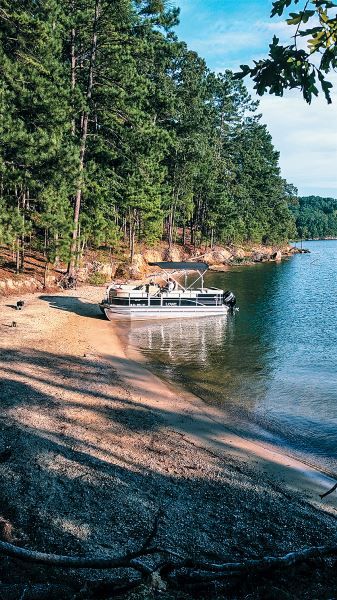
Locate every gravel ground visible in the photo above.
<box><xmin>0</xmin><ymin>287</ymin><xmax>337</xmax><ymax>599</ymax></box>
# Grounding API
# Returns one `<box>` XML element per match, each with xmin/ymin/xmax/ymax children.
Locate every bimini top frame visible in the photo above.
<box><xmin>148</xmin><ymin>261</ymin><xmax>208</xmax><ymax>272</ymax></box>
<box><xmin>148</xmin><ymin>261</ymin><xmax>209</xmax><ymax>290</ymax></box>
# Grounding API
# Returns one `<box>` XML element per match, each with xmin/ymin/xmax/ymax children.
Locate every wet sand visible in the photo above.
<box><xmin>0</xmin><ymin>287</ymin><xmax>337</xmax><ymax>597</ymax></box>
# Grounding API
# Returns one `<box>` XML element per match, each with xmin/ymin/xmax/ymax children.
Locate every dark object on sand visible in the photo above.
<box><xmin>12</xmin><ymin>321</ymin><xmax>17</xmax><ymax>328</ymax></box>
<box><xmin>58</xmin><ymin>274</ymin><xmax>77</xmax><ymax>290</ymax></box>
<box><xmin>319</xmin><ymin>482</ymin><xmax>337</xmax><ymax>499</ymax></box>
<box><xmin>0</xmin><ymin>446</ymin><xmax>12</xmax><ymax>463</ymax></box>
<box><xmin>16</xmin><ymin>300</ymin><xmax>24</xmax><ymax>310</ymax></box>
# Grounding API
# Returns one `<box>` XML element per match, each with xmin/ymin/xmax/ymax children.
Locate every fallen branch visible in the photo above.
<box><xmin>319</xmin><ymin>483</ymin><xmax>337</xmax><ymax>500</ymax></box>
<box><xmin>0</xmin><ymin>539</ymin><xmax>162</xmax><ymax>571</ymax></box>
<box><xmin>166</xmin><ymin>545</ymin><xmax>337</xmax><ymax>585</ymax></box>
<box><xmin>2</xmin><ymin>538</ymin><xmax>337</xmax><ymax>593</ymax></box>
<box><xmin>140</xmin><ymin>508</ymin><xmax>163</xmax><ymax>551</ymax></box>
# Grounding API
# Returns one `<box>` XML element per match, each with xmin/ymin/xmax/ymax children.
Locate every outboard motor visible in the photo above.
<box><xmin>223</xmin><ymin>290</ymin><xmax>236</xmax><ymax>308</ymax></box>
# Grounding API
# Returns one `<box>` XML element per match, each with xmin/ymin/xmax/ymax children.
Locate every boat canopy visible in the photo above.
<box><xmin>148</xmin><ymin>261</ymin><xmax>208</xmax><ymax>272</ymax></box>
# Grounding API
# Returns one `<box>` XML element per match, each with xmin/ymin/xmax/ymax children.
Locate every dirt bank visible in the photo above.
<box><xmin>0</xmin><ymin>242</ymin><xmax>299</xmax><ymax>297</ymax></box>
<box><xmin>0</xmin><ymin>288</ymin><xmax>336</xmax><ymax>599</ymax></box>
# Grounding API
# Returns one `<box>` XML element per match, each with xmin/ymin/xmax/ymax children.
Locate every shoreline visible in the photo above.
<box><xmin>3</xmin><ymin>285</ymin><xmax>334</xmax><ymax>506</ymax></box>
<box><xmin>117</xmin><ymin>319</ymin><xmax>337</xmax><ymax>484</ymax></box>
<box><xmin>1</xmin><ymin>287</ymin><xmax>337</xmax><ymax>596</ymax></box>
<box><xmin>116</xmin><ymin>320</ymin><xmax>337</xmax><ymax>507</ymax></box>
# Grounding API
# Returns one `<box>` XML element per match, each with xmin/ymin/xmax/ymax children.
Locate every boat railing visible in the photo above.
<box><xmin>122</xmin><ymin>292</ymin><xmax>223</xmax><ymax>308</ymax></box>
<box><xmin>107</xmin><ymin>284</ymin><xmax>223</xmax><ymax>308</ymax></box>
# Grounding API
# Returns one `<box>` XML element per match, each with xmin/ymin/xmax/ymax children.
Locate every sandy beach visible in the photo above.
<box><xmin>1</xmin><ymin>286</ymin><xmax>337</xmax><ymax>598</ymax></box>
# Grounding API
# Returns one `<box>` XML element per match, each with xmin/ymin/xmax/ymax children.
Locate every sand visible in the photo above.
<box><xmin>0</xmin><ymin>287</ymin><xmax>337</xmax><ymax>598</ymax></box>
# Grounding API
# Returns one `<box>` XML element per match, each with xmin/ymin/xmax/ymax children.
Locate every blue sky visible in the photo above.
<box><xmin>171</xmin><ymin>0</ymin><xmax>337</xmax><ymax>198</ymax></box>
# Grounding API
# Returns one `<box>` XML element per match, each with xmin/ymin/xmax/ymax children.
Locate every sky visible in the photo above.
<box><xmin>171</xmin><ymin>0</ymin><xmax>337</xmax><ymax>198</ymax></box>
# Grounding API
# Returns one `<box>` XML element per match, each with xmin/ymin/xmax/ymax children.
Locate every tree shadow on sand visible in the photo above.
<box><xmin>0</xmin><ymin>347</ymin><xmax>337</xmax><ymax>597</ymax></box>
<box><xmin>39</xmin><ymin>295</ymin><xmax>105</xmax><ymax>320</ymax></box>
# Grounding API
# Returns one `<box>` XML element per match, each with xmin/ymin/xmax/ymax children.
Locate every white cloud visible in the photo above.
<box><xmin>172</xmin><ymin>3</ymin><xmax>337</xmax><ymax>197</ymax></box>
<box><xmin>258</xmin><ymin>80</ymin><xmax>337</xmax><ymax>196</ymax></box>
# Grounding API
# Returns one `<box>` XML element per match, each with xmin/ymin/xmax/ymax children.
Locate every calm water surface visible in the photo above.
<box><xmin>125</xmin><ymin>240</ymin><xmax>337</xmax><ymax>473</ymax></box>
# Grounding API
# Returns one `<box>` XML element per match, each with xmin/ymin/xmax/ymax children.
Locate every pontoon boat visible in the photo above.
<box><xmin>99</xmin><ymin>261</ymin><xmax>236</xmax><ymax>321</ymax></box>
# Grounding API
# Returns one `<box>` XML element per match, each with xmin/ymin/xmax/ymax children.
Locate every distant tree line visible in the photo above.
<box><xmin>0</xmin><ymin>0</ymin><xmax>296</xmax><ymax>274</ymax></box>
<box><xmin>290</xmin><ymin>196</ymin><xmax>337</xmax><ymax>240</ymax></box>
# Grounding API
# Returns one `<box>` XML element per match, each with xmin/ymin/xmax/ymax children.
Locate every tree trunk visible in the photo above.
<box><xmin>19</xmin><ymin>190</ymin><xmax>27</xmax><ymax>272</ymax></box>
<box><xmin>68</xmin><ymin>0</ymin><xmax>101</xmax><ymax>275</ymax></box>
<box><xmin>15</xmin><ymin>187</ymin><xmax>20</xmax><ymax>274</ymax></box>
<box><xmin>76</xmin><ymin>222</ymin><xmax>81</xmax><ymax>268</ymax></box>
<box><xmin>44</xmin><ymin>228</ymin><xmax>48</xmax><ymax>258</ymax></box>
<box><xmin>130</xmin><ymin>223</ymin><xmax>136</xmax><ymax>263</ymax></box>
<box><xmin>54</xmin><ymin>231</ymin><xmax>59</xmax><ymax>266</ymax></box>
<box><xmin>43</xmin><ymin>261</ymin><xmax>49</xmax><ymax>289</ymax></box>
<box><xmin>168</xmin><ymin>205</ymin><xmax>175</xmax><ymax>248</ymax></box>
<box><xmin>15</xmin><ymin>240</ymin><xmax>20</xmax><ymax>274</ymax></box>
<box><xmin>129</xmin><ymin>209</ymin><xmax>137</xmax><ymax>262</ymax></box>
<box><xmin>71</xmin><ymin>25</ymin><xmax>76</xmax><ymax>135</ymax></box>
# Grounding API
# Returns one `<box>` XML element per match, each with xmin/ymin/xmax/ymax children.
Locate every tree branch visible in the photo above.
<box><xmin>319</xmin><ymin>482</ymin><xmax>337</xmax><ymax>499</ymax></box>
<box><xmin>0</xmin><ymin>539</ymin><xmax>163</xmax><ymax>571</ymax></box>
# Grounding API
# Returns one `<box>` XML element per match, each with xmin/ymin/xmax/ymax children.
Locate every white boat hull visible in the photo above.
<box><xmin>102</xmin><ymin>304</ymin><xmax>229</xmax><ymax>321</ymax></box>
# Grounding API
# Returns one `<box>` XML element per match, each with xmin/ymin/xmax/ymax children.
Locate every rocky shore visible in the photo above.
<box><xmin>0</xmin><ymin>287</ymin><xmax>336</xmax><ymax>599</ymax></box>
<box><xmin>0</xmin><ymin>242</ymin><xmax>303</xmax><ymax>297</ymax></box>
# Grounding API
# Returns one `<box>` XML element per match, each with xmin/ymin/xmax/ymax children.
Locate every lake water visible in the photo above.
<box><xmin>125</xmin><ymin>240</ymin><xmax>337</xmax><ymax>474</ymax></box>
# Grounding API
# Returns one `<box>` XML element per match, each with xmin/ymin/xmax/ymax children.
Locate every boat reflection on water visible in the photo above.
<box><xmin>121</xmin><ymin>315</ymin><xmax>243</xmax><ymax>406</ymax></box>
<box><xmin>121</xmin><ymin>306</ymin><xmax>271</xmax><ymax>427</ymax></box>
<box><xmin>124</xmin><ymin>314</ymin><xmax>232</xmax><ymax>368</ymax></box>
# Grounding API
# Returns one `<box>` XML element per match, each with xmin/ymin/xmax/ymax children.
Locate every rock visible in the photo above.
<box><xmin>142</xmin><ymin>248</ymin><xmax>163</xmax><ymax>263</ymax></box>
<box><xmin>203</xmin><ymin>249</ymin><xmax>232</xmax><ymax>265</ymax></box>
<box><xmin>164</xmin><ymin>246</ymin><xmax>184</xmax><ymax>262</ymax></box>
<box><xmin>129</xmin><ymin>253</ymin><xmax>147</xmax><ymax>278</ymax></box>
<box><xmin>208</xmin><ymin>265</ymin><xmax>230</xmax><ymax>272</ymax></box>
<box><xmin>0</xmin><ymin>276</ymin><xmax>44</xmax><ymax>295</ymax></box>
<box><xmin>115</xmin><ymin>263</ymin><xmax>131</xmax><ymax>278</ymax></box>
<box><xmin>231</xmin><ymin>247</ymin><xmax>246</xmax><ymax>259</ymax></box>
<box><xmin>252</xmin><ymin>253</ymin><xmax>265</xmax><ymax>262</ymax></box>
<box><xmin>271</xmin><ymin>250</ymin><xmax>282</xmax><ymax>261</ymax></box>
<box><xmin>77</xmin><ymin>260</ymin><xmax>116</xmax><ymax>283</ymax></box>
<box><xmin>76</xmin><ymin>267</ymin><xmax>89</xmax><ymax>282</ymax></box>
<box><xmin>97</xmin><ymin>262</ymin><xmax>115</xmax><ymax>277</ymax></box>
<box><xmin>150</xmin><ymin>571</ymin><xmax>167</xmax><ymax>592</ymax></box>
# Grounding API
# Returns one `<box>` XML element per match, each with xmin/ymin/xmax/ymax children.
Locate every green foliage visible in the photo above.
<box><xmin>236</xmin><ymin>1</ymin><xmax>337</xmax><ymax>103</ymax></box>
<box><xmin>290</xmin><ymin>195</ymin><xmax>337</xmax><ymax>238</ymax></box>
<box><xmin>0</xmin><ymin>0</ymin><xmax>296</xmax><ymax>269</ymax></box>
<box><xmin>88</xmin><ymin>271</ymin><xmax>109</xmax><ymax>285</ymax></box>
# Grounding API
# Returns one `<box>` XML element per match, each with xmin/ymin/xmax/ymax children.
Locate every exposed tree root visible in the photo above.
<box><xmin>1</xmin><ymin>539</ymin><xmax>337</xmax><ymax>593</ymax></box>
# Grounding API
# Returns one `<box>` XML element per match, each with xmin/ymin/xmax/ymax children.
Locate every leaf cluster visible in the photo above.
<box><xmin>236</xmin><ymin>0</ymin><xmax>337</xmax><ymax>103</ymax></box>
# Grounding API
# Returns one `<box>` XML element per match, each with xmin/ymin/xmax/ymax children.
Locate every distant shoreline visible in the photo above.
<box><xmin>292</xmin><ymin>237</ymin><xmax>337</xmax><ymax>242</ymax></box>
